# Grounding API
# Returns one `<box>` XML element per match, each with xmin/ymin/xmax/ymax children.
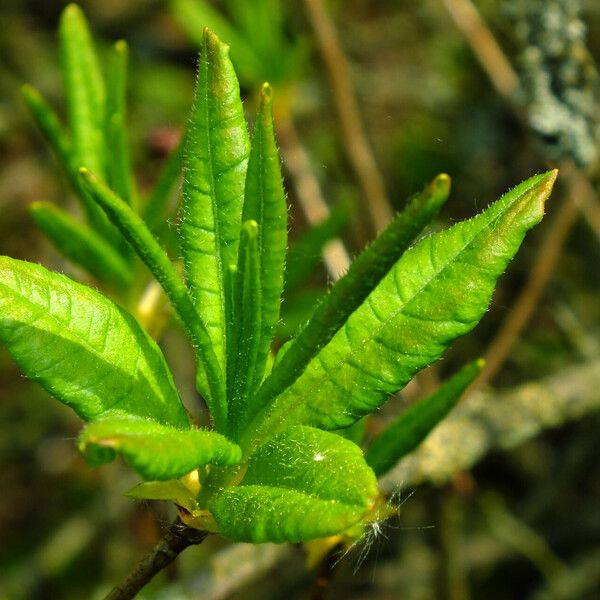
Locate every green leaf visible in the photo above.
<box><xmin>21</xmin><ymin>84</ymin><xmax>73</xmax><ymax>175</ymax></box>
<box><xmin>79</xmin><ymin>416</ymin><xmax>242</xmax><ymax>480</ymax></box>
<box><xmin>238</xmin><ymin>84</ymin><xmax>287</xmax><ymax>407</ymax></box>
<box><xmin>21</xmin><ymin>84</ymin><xmax>110</xmax><ymax>235</ymax></box>
<box><xmin>250</xmin><ymin>174</ymin><xmax>450</xmax><ymax>426</ymax></box>
<box><xmin>366</xmin><ymin>359</ymin><xmax>483</xmax><ymax>477</ymax></box>
<box><xmin>29</xmin><ymin>201</ymin><xmax>131</xmax><ymax>288</ymax></box>
<box><xmin>181</xmin><ymin>29</ymin><xmax>250</xmax><ymax>374</ymax></box>
<box><xmin>227</xmin><ymin>221</ymin><xmax>261</xmax><ymax>436</ymax></box>
<box><xmin>59</xmin><ymin>3</ymin><xmax>106</xmax><ymax>177</ymax></box>
<box><xmin>244</xmin><ymin>171</ymin><xmax>557</xmax><ymax>448</ymax></box>
<box><xmin>0</xmin><ymin>256</ymin><xmax>188</xmax><ymax>427</ymax></box>
<box><xmin>78</xmin><ymin>168</ymin><xmax>227</xmax><ymax>430</ymax></box>
<box><xmin>210</xmin><ymin>426</ymin><xmax>378</xmax><ymax>543</ymax></box>
<box><xmin>105</xmin><ymin>40</ymin><xmax>136</xmax><ymax>210</ymax></box>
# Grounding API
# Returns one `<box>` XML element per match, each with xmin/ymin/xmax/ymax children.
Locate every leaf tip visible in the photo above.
<box><xmin>63</xmin><ymin>3</ymin><xmax>81</xmax><ymax>16</ymax></box>
<box><xmin>20</xmin><ymin>83</ymin><xmax>36</xmax><ymax>100</ymax></box>
<box><xmin>28</xmin><ymin>200</ymin><xmax>48</xmax><ymax>214</ymax></box>
<box><xmin>430</xmin><ymin>173</ymin><xmax>451</xmax><ymax>204</ymax></box>
<box><xmin>242</xmin><ymin>219</ymin><xmax>259</xmax><ymax>238</ymax></box>
<box><xmin>203</xmin><ymin>27</ymin><xmax>228</xmax><ymax>55</ymax></box>
<box><xmin>61</xmin><ymin>3</ymin><xmax>85</xmax><ymax>25</ymax></box>
<box><xmin>114</xmin><ymin>39</ymin><xmax>128</xmax><ymax>55</ymax></box>
<box><xmin>261</xmin><ymin>82</ymin><xmax>272</xmax><ymax>101</ymax></box>
<box><xmin>434</xmin><ymin>172</ymin><xmax>451</xmax><ymax>191</ymax></box>
<box><xmin>531</xmin><ymin>168</ymin><xmax>558</xmax><ymax>214</ymax></box>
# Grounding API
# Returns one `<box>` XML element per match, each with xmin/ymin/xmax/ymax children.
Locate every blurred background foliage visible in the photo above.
<box><xmin>1</xmin><ymin>0</ymin><xmax>599</xmax><ymax>598</ymax></box>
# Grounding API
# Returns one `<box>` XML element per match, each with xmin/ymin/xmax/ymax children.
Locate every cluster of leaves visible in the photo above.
<box><xmin>21</xmin><ymin>5</ymin><xmax>185</xmax><ymax>299</ymax></box>
<box><xmin>171</xmin><ymin>0</ymin><xmax>306</xmax><ymax>88</ymax></box>
<box><xmin>1</xmin><ymin>4</ymin><xmax>556</xmax><ymax>545</ymax></box>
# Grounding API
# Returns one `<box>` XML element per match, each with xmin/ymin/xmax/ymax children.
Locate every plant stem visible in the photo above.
<box><xmin>309</xmin><ymin>542</ymin><xmax>343</xmax><ymax>600</ymax></box>
<box><xmin>440</xmin><ymin>0</ymin><xmax>520</xmax><ymax>101</ymax></box>
<box><xmin>303</xmin><ymin>0</ymin><xmax>394</xmax><ymax>233</ymax></box>
<box><xmin>104</xmin><ymin>520</ymin><xmax>208</xmax><ymax>600</ymax></box>
<box><xmin>276</xmin><ymin>113</ymin><xmax>351</xmax><ymax>280</ymax></box>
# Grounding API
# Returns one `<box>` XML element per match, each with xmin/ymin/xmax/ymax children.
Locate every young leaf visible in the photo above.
<box><xmin>0</xmin><ymin>257</ymin><xmax>188</xmax><ymax>427</ymax></box>
<box><xmin>21</xmin><ymin>85</ymin><xmax>110</xmax><ymax>234</ymax></box>
<box><xmin>250</xmin><ymin>174</ymin><xmax>450</xmax><ymax>425</ymax></box>
<box><xmin>29</xmin><ymin>201</ymin><xmax>131</xmax><ymax>288</ymax></box>
<box><xmin>79</xmin><ymin>416</ymin><xmax>242</xmax><ymax>480</ymax></box>
<box><xmin>127</xmin><ymin>480</ymin><xmax>199</xmax><ymax>513</ymax></box>
<box><xmin>105</xmin><ymin>40</ymin><xmax>136</xmax><ymax>210</ymax></box>
<box><xmin>182</xmin><ymin>29</ymin><xmax>250</xmax><ymax>373</ymax></box>
<box><xmin>366</xmin><ymin>359</ymin><xmax>483</xmax><ymax>477</ymax></box>
<box><xmin>59</xmin><ymin>3</ymin><xmax>106</xmax><ymax>177</ymax></box>
<box><xmin>227</xmin><ymin>221</ymin><xmax>261</xmax><ymax>436</ymax></box>
<box><xmin>210</xmin><ymin>426</ymin><xmax>378</xmax><ymax>543</ymax></box>
<box><xmin>21</xmin><ymin>84</ymin><xmax>73</xmax><ymax>175</ymax></box>
<box><xmin>78</xmin><ymin>168</ymin><xmax>227</xmax><ymax>430</ymax></box>
<box><xmin>244</xmin><ymin>171</ymin><xmax>557</xmax><ymax>448</ymax></box>
<box><xmin>237</xmin><ymin>84</ymin><xmax>287</xmax><ymax>411</ymax></box>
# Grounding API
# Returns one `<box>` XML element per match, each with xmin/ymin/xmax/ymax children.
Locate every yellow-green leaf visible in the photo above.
<box><xmin>80</xmin><ymin>416</ymin><xmax>241</xmax><ymax>480</ymax></box>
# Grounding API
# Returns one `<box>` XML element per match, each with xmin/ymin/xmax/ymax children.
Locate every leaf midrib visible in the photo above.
<box><xmin>201</xmin><ymin>47</ymin><xmax>227</xmax><ymax>372</ymax></box>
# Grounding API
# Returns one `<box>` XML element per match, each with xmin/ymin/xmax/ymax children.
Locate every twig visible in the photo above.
<box><xmin>440</xmin><ymin>0</ymin><xmax>520</xmax><ymax>101</ymax></box>
<box><xmin>477</xmin><ymin>166</ymin><xmax>581</xmax><ymax>387</ymax></box>
<box><xmin>154</xmin><ymin>541</ymin><xmax>291</xmax><ymax>600</ymax></box>
<box><xmin>103</xmin><ymin>520</ymin><xmax>208</xmax><ymax>600</ymax></box>
<box><xmin>303</xmin><ymin>0</ymin><xmax>393</xmax><ymax>233</ymax></box>
<box><xmin>437</xmin><ymin>494</ymin><xmax>471</xmax><ymax>600</ymax></box>
<box><xmin>572</xmin><ymin>174</ymin><xmax>600</xmax><ymax>241</ymax></box>
<box><xmin>309</xmin><ymin>542</ymin><xmax>344</xmax><ymax>600</ymax></box>
<box><xmin>480</xmin><ymin>493</ymin><xmax>567</xmax><ymax>582</ymax></box>
<box><xmin>276</xmin><ymin>113</ymin><xmax>351</xmax><ymax>280</ymax></box>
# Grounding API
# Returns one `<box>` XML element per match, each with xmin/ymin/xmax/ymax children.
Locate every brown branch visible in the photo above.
<box><xmin>309</xmin><ymin>542</ymin><xmax>344</xmax><ymax>600</ymax></box>
<box><xmin>383</xmin><ymin>357</ymin><xmax>600</xmax><ymax>488</ymax></box>
<box><xmin>303</xmin><ymin>0</ymin><xmax>394</xmax><ymax>233</ymax></box>
<box><xmin>440</xmin><ymin>0</ymin><xmax>520</xmax><ymax>101</ymax></box>
<box><xmin>276</xmin><ymin>113</ymin><xmax>351</xmax><ymax>280</ymax></box>
<box><xmin>572</xmin><ymin>175</ymin><xmax>600</xmax><ymax>242</ymax></box>
<box><xmin>103</xmin><ymin>520</ymin><xmax>208</xmax><ymax>600</ymax></box>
